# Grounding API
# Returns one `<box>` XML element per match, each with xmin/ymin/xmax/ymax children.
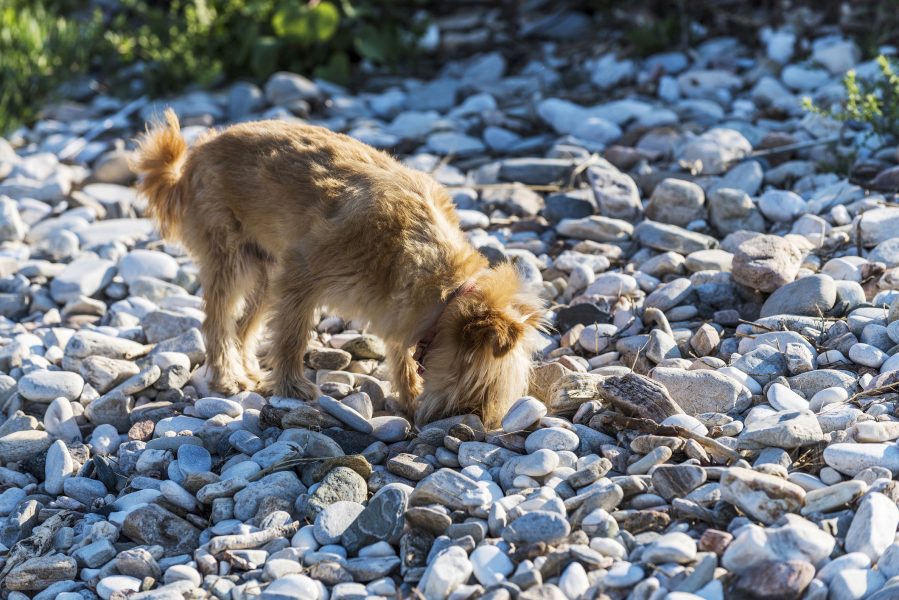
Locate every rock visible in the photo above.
<box><xmin>732</xmin><ymin>235</ymin><xmax>802</xmax><ymax>292</ymax></box>
<box><xmin>470</xmin><ymin>544</ymin><xmax>514</xmax><ymax>585</ymax></box>
<box><xmin>235</xmin><ymin>471</ymin><xmax>306</xmax><ymax>520</ymax></box>
<box><xmin>0</xmin><ymin>430</ymin><xmax>52</xmax><ymax>462</ymax></box>
<box><xmin>651</xmin><ymin>367</ymin><xmax>751</xmax><ymax>415</ymax></box>
<box><xmin>760</xmin><ymin>274</ymin><xmax>837</xmax><ymax>318</ymax></box>
<box><xmin>858</xmin><ymin>208</ymin><xmax>899</xmax><ymax>246</ymax></box>
<box><xmin>118</xmin><ymin>250</ymin><xmax>178</xmax><ymax>285</ymax></box>
<box><xmin>50</xmin><ymin>256</ymin><xmax>116</xmax><ymax>303</ymax></box>
<box><xmin>19</xmin><ymin>369</ymin><xmax>84</xmax><ymax>403</ymax></box>
<box><xmin>502</xmin><ymin>510</ymin><xmax>571</xmax><ymax>545</ymax></box>
<box><xmin>584</xmin><ymin>160</ymin><xmax>642</xmax><ymax>220</ymax></box>
<box><xmin>642</xmin><ymin>532</ymin><xmax>697</xmax><ymax>564</ymax></box>
<box><xmin>708</xmin><ymin>188</ymin><xmax>766</xmax><ymax>235</ymax></box>
<box><xmin>524</xmin><ymin>427</ymin><xmax>579</xmax><ymax>453</ymax></box>
<box><xmin>314</xmin><ymin>500</ymin><xmax>365</xmax><ymax>545</ymax></box>
<box><xmin>722</xmin><ymin>514</ymin><xmax>835</xmax><ymax>573</ymax></box>
<box><xmin>44</xmin><ymin>440</ymin><xmax>73</xmax><ymax>495</ymax></box>
<box><xmin>418</xmin><ymin>546</ymin><xmax>473</xmax><ymax>600</ymax></box>
<box><xmin>121</xmin><ymin>504</ymin><xmax>200</xmax><ymax>556</ymax></box>
<box><xmin>758</xmin><ymin>190</ymin><xmax>808</xmax><ymax>222</ymax></box>
<box><xmin>645</xmin><ymin>178</ymin><xmax>705</xmax><ymax>227</ymax></box>
<box><xmin>634</xmin><ymin>221</ymin><xmax>718</xmax><ymax>254</ymax></box>
<box><xmin>845</xmin><ymin>492</ymin><xmax>899</xmax><ymax>561</ymax></box>
<box><xmin>651</xmin><ymin>464</ymin><xmax>707</xmax><ymax>500</ymax></box>
<box><xmin>597</xmin><ymin>373</ymin><xmax>683</xmax><ymax>423</ymax></box>
<box><xmin>264</xmin><ymin>72</ymin><xmax>320</xmax><ymax>104</ymax></box>
<box><xmin>823</xmin><ymin>443</ymin><xmax>899</xmax><ymax>476</ymax></box>
<box><xmin>720</xmin><ymin>467</ymin><xmax>806</xmax><ymax>524</ymax></box>
<box><xmin>677</xmin><ymin>128</ymin><xmax>752</xmax><ymax>175</ymax></box>
<box><xmin>729</xmin><ymin>560</ymin><xmax>814</xmax><ymax>600</ymax></box>
<box><xmin>502</xmin><ymin>396</ymin><xmax>548</xmax><ymax>433</ymax></box>
<box><xmin>342</xmin><ymin>486</ymin><xmax>408</xmax><ymax>553</ymax></box>
<box><xmin>739</xmin><ymin>410</ymin><xmax>825</xmax><ymax>449</ymax></box>
<box><xmin>305</xmin><ymin>467</ymin><xmax>366</xmax><ymax>518</ymax></box>
<box><xmin>5</xmin><ymin>554</ymin><xmax>78</xmax><ymax>590</ymax></box>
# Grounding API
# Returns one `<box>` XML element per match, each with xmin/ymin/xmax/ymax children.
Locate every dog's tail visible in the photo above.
<box><xmin>132</xmin><ymin>108</ymin><xmax>188</xmax><ymax>241</ymax></box>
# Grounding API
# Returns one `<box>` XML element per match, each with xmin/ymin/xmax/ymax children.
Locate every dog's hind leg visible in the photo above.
<box><xmin>261</xmin><ymin>260</ymin><xmax>321</xmax><ymax>401</ymax></box>
<box><xmin>197</xmin><ymin>232</ymin><xmax>256</xmax><ymax>395</ymax></box>
<box><xmin>387</xmin><ymin>342</ymin><xmax>423</xmax><ymax>420</ymax></box>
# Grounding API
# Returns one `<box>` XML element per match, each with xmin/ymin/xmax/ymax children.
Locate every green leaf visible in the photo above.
<box><xmin>354</xmin><ymin>23</ymin><xmax>398</xmax><ymax>64</ymax></box>
<box><xmin>272</xmin><ymin>1</ymin><xmax>340</xmax><ymax>44</ymax></box>
<box><xmin>314</xmin><ymin>50</ymin><xmax>349</xmax><ymax>84</ymax></box>
<box><xmin>250</xmin><ymin>35</ymin><xmax>280</xmax><ymax>78</ymax></box>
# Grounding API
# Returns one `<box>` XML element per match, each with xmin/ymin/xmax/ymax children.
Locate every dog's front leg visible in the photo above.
<box><xmin>260</xmin><ymin>268</ymin><xmax>321</xmax><ymax>401</ymax></box>
<box><xmin>388</xmin><ymin>342</ymin><xmax>423</xmax><ymax>419</ymax></box>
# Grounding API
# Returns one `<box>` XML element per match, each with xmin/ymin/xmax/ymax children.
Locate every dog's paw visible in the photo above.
<box><xmin>211</xmin><ymin>375</ymin><xmax>256</xmax><ymax>396</ymax></box>
<box><xmin>260</xmin><ymin>373</ymin><xmax>319</xmax><ymax>400</ymax></box>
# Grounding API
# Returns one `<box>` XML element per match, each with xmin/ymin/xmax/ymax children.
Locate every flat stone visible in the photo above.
<box><xmin>651</xmin><ymin>367</ymin><xmax>752</xmax><ymax>415</ymax></box>
<box><xmin>823</xmin><ymin>443</ymin><xmax>899</xmax><ymax>476</ymax></box>
<box><xmin>235</xmin><ymin>471</ymin><xmax>306</xmax><ymax>521</ymax></box>
<box><xmin>121</xmin><ymin>504</ymin><xmax>200</xmax><ymax>556</ymax></box>
<box><xmin>313</xmin><ymin>500</ymin><xmax>365</xmax><ymax>545</ymax></box>
<box><xmin>651</xmin><ymin>465</ymin><xmax>707</xmax><ymax>500</ymax></box>
<box><xmin>760</xmin><ymin>274</ymin><xmax>837</xmax><ymax>318</ymax></box>
<box><xmin>722</xmin><ymin>514</ymin><xmax>835</xmax><ymax>573</ymax></box>
<box><xmin>50</xmin><ymin>257</ymin><xmax>116</xmax><ymax>303</ymax></box>
<box><xmin>739</xmin><ymin>410</ymin><xmax>825</xmax><ymax>449</ymax></box>
<box><xmin>642</xmin><ymin>532</ymin><xmax>697</xmax><ymax>564</ymax></box>
<box><xmin>730</xmin><ymin>560</ymin><xmax>814</xmax><ymax>600</ymax></box>
<box><xmin>18</xmin><ymin>370</ymin><xmax>84</xmax><ymax>402</ymax></box>
<box><xmin>634</xmin><ymin>221</ymin><xmax>718</xmax><ymax>254</ymax></box>
<box><xmin>720</xmin><ymin>467</ymin><xmax>806</xmax><ymax>524</ymax></box>
<box><xmin>5</xmin><ymin>554</ymin><xmax>78</xmax><ymax>591</ymax></box>
<box><xmin>502</xmin><ymin>510</ymin><xmax>571</xmax><ymax>545</ymax></box>
<box><xmin>342</xmin><ymin>485</ymin><xmax>408</xmax><ymax>553</ymax></box>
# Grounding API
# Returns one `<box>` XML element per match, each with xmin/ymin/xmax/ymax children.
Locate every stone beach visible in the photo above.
<box><xmin>5</xmin><ymin>4</ymin><xmax>899</xmax><ymax>600</ymax></box>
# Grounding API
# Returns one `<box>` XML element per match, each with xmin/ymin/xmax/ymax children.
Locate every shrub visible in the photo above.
<box><xmin>1</xmin><ymin>0</ymin><xmax>429</xmax><ymax>135</ymax></box>
<box><xmin>803</xmin><ymin>55</ymin><xmax>899</xmax><ymax>141</ymax></box>
<box><xmin>103</xmin><ymin>0</ymin><xmax>428</xmax><ymax>93</ymax></box>
<box><xmin>0</xmin><ymin>1</ymin><xmax>102</xmax><ymax>133</ymax></box>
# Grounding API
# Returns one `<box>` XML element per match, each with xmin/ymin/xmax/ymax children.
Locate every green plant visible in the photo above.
<box><xmin>803</xmin><ymin>55</ymin><xmax>899</xmax><ymax>141</ymax></box>
<box><xmin>102</xmin><ymin>0</ymin><xmax>428</xmax><ymax>94</ymax></box>
<box><xmin>0</xmin><ymin>2</ymin><xmax>102</xmax><ymax>133</ymax></box>
<box><xmin>1</xmin><ymin>0</ymin><xmax>429</xmax><ymax>135</ymax></box>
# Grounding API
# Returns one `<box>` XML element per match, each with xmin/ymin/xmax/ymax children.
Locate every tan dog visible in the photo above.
<box><xmin>133</xmin><ymin>110</ymin><xmax>545</xmax><ymax>427</ymax></box>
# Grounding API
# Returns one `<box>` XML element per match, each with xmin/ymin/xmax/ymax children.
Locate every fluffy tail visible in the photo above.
<box><xmin>132</xmin><ymin>108</ymin><xmax>188</xmax><ymax>241</ymax></box>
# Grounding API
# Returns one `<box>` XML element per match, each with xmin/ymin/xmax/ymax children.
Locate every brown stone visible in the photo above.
<box><xmin>699</xmin><ymin>528</ymin><xmax>733</xmax><ymax>555</ymax></box>
<box><xmin>598</xmin><ymin>373</ymin><xmax>684</xmax><ymax>422</ymax></box>
<box><xmin>730</xmin><ymin>560</ymin><xmax>814</xmax><ymax>600</ymax></box>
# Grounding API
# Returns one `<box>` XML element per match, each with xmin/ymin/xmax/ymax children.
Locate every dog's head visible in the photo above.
<box><xmin>415</xmin><ymin>262</ymin><xmax>546</xmax><ymax>429</ymax></box>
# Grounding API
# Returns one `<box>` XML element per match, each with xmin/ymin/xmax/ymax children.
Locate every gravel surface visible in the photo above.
<box><xmin>3</xmin><ymin>7</ymin><xmax>899</xmax><ymax>600</ymax></box>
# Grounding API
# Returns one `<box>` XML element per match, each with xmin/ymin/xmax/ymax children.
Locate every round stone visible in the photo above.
<box><xmin>524</xmin><ymin>427</ymin><xmax>580</xmax><ymax>453</ymax></box>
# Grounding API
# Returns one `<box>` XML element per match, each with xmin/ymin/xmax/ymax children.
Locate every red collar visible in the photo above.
<box><xmin>413</xmin><ymin>279</ymin><xmax>478</xmax><ymax>375</ymax></box>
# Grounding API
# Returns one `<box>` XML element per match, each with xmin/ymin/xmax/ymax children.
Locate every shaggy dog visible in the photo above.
<box><xmin>133</xmin><ymin>110</ymin><xmax>545</xmax><ymax>427</ymax></box>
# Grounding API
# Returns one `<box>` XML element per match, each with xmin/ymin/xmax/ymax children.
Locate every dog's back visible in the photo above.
<box><xmin>133</xmin><ymin>110</ymin><xmax>464</xmax><ymax>266</ymax></box>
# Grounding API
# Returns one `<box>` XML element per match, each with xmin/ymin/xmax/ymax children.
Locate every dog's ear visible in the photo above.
<box><xmin>462</xmin><ymin>308</ymin><xmax>524</xmax><ymax>357</ymax></box>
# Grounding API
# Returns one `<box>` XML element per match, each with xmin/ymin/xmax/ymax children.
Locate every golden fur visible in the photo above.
<box><xmin>132</xmin><ymin>109</ymin><xmax>544</xmax><ymax>428</ymax></box>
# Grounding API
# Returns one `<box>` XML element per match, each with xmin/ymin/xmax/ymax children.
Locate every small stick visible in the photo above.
<box><xmin>209</xmin><ymin>521</ymin><xmax>301</xmax><ymax>554</ymax></box>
